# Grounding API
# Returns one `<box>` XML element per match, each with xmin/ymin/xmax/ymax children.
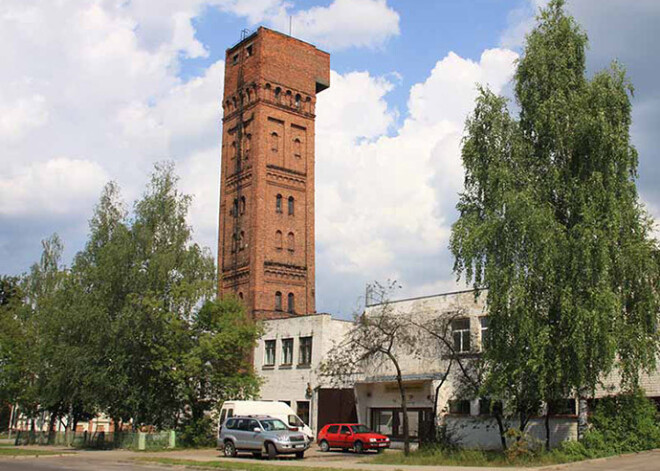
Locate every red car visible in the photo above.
<box><xmin>317</xmin><ymin>423</ymin><xmax>390</xmax><ymax>453</ymax></box>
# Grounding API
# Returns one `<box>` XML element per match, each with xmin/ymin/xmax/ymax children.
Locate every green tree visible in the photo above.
<box><xmin>451</xmin><ymin>0</ymin><xmax>660</xmax><ymax>449</ymax></box>
<box><xmin>177</xmin><ymin>297</ymin><xmax>262</xmax><ymax>446</ymax></box>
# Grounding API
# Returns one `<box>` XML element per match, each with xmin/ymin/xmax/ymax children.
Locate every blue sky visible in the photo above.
<box><xmin>1</xmin><ymin>0</ymin><xmax>659</xmax><ymax>318</ymax></box>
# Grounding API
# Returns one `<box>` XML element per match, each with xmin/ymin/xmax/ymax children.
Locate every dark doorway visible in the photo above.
<box><xmin>317</xmin><ymin>389</ymin><xmax>357</xmax><ymax>430</ymax></box>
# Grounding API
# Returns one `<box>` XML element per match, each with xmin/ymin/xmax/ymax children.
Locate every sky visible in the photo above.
<box><xmin>1</xmin><ymin>0</ymin><xmax>659</xmax><ymax>318</ymax></box>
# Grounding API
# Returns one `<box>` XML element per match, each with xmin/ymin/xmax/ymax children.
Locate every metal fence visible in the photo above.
<box><xmin>13</xmin><ymin>430</ymin><xmax>174</xmax><ymax>450</ymax></box>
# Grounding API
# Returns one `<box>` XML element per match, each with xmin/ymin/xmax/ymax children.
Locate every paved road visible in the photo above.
<box><xmin>1</xmin><ymin>448</ymin><xmax>659</xmax><ymax>471</ymax></box>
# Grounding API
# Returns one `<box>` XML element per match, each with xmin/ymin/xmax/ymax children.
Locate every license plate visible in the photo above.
<box><xmin>294</xmin><ymin>444</ymin><xmax>304</xmax><ymax>448</ymax></box>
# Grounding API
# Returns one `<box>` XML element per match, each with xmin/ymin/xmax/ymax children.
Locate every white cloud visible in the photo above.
<box><xmin>315</xmin><ymin>49</ymin><xmax>518</xmax><ymax>309</ymax></box>
<box><xmin>269</xmin><ymin>0</ymin><xmax>400</xmax><ymax>50</ymax></box>
<box><xmin>0</xmin><ymin>158</ymin><xmax>109</xmax><ymax>217</ymax></box>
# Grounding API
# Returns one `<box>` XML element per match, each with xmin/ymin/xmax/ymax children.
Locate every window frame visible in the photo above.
<box><xmin>264</xmin><ymin>339</ymin><xmax>276</xmax><ymax>366</ymax></box>
<box><xmin>281</xmin><ymin>338</ymin><xmax>294</xmax><ymax>365</ymax></box>
<box><xmin>451</xmin><ymin>317</ymin><xmax>471</xmax><ymax>353</ymax></box>
<box><xmin>298</xmin><ymin>336</ymin><xmax>312</xmax><ymax>366</ymax></box>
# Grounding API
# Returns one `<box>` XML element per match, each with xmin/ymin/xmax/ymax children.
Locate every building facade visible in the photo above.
<box><xmin>254</xmin><ymin>314</ymin><xmax>355</xmax><ymax>434</ymax></box>
<box><xmin>217</xmin><ymin>27</ymin><xmax>330</xmax><ymax>321</ymax></box>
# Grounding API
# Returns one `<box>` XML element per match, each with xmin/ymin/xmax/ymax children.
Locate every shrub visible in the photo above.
<box><xmin>177</xmin><ymin>416</ymin><xmax>215</xmax><ymax>448</ymax></box>
<box><xmin>589</xmin><ymin>389</ymin><xmax>660</xmax><ymax>454</ymax></box>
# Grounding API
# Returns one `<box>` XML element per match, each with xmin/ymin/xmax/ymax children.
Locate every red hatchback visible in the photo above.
<box><xmin>317</xmin><ymin>423</ymin><xmax>390</xmax><ymax>453</ymax></box>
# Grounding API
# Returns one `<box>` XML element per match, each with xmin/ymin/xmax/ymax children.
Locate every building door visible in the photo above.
<box><xmin>317</xmin><ymin>389</ymin><xmax>357</xmax><ymax>430</ymax></box>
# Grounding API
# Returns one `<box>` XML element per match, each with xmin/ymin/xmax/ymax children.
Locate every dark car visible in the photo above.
<box><xmin>317</xmin><ymin>423</ymin><xmax>390</xmax><ymax>453</ymax></box>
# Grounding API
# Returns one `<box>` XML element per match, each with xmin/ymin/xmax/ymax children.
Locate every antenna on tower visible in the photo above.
<box><xmin>289</xmin><ymin>16</ymin><xmax>292</xmax><ymax>36</ymax></box>
<box><xmin>240</xmin><ymin>28</ymin><xmax>250</xmax><ymax>41</ymax></box>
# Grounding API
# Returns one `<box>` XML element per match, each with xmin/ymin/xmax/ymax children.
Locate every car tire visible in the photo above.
<box><xmin>266</xmin><ymin>442</ymin><xmax>277</xmax><ymax>460</ymax></box>
<box><xmin>223</xmin><ymin>440</ymin><xmax>236</xmax><ymax>457</ymax></box>
<box><xmin>376</xmin><ymin>448</ymin><xmax>384</xmax><ymax>454</ymax></box>
<box><xmin>319</xmin><ymin>440</ymin><xmax>330</xmax><ymax>452</ymax></box>
<box><xmin>295</xmin><ymin>451</ymin><xmax>305</xmax><ymax>459</ymax></box>
<box><xmin>354</xmin><ymin>441</ymin><xmax>364</xmax><ymax>454</ymax></box>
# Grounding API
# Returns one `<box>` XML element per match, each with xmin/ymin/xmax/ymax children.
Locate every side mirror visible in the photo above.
<box><xmin>253</xmin><ymin>427</ymin><xmax>261</xmax><ymax>433</ymax></box>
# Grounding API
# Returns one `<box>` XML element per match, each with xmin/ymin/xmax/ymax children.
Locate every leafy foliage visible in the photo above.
<box><xmin>0</xmin><ymin>162</ymin><xmax>260</xmax><ymax>444</ymax></box>
<box><xmin>450</xmin><ymin>0</ymin><xmax>660</xmax><ymax>445</ymax></box>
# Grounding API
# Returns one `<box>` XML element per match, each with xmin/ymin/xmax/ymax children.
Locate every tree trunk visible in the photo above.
<box><xmin>493</xmin><ymin>410</ymin><xmax>507</xmax><ymax>451</ymax></box>
<box><xmin>431</xmin><ymin>361</ymin><xmax>452</xmax><ymax>442</ymax></box>
<box><xmin>544</xmin><ymin>408</ymin><xmax>551</xmax><ymax>451</ymax></box>
<box><xmin>392</xmin><ymin>357</ymin><xmax>410</xmax><ymax>455</ymax></box>
<box><xmin>577</xmin><ymin>396</ymin><xmax>588</xmax><ymax>441</ymax></box>
<box><xmin>47</xmin><ymin>411</ymin><xmax>57</xmax><ymax>445</ymax></box>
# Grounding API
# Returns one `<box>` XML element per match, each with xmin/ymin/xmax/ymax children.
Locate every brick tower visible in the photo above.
<box><xmin>218</xmin><ymin>27</ymin><xmax>330</xmax><ymax>320</ymax></box>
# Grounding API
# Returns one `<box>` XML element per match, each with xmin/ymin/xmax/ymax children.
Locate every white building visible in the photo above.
<box><xmin>253</xmin><ymin>313</ymin><xmax>354</xmax><ymax>434</ymax></box>
<box><xmin>253</xmin><ymin>290</ymin><xmax>660</xmax><ymax>448</ymax></box>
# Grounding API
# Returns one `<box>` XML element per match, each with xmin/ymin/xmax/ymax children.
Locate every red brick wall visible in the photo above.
<box><xmin>218</xmin><ymin>27</ymin><xmax>329</xmax><ymax>321</ymax></box>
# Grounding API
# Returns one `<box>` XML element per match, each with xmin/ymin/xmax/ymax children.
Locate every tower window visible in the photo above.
<box><xmin>240</xmin><ymin>196</ymin><xmax>246</xmax><ymax>214</ymax></box>
<box><xmin>287</xmin><ymin>293</ymin><xmax>295</xmax><ymax>314</ymax></box>
<box><xmin>275</xmin><ymin>291</ymin><xmax>282</xmax><ymax>311</ymax></box>
<box><xmin>287</xmin><ymin>232</ymin><xmax>295</xmax><ymax>251</ymax></box>
<box><xmin>271</xmin><ymin>132</ymin><xmax>279</xmax><ymax>152</ymax></box>
<box><xmin>288</xmin><ymin>196</ymin><xmax>294</xmax><ymax>215</ymax></box>
<box><xmin>295</xmin><ymin>94</ymin><xmax>301</xmax><ymax>108</ymax></box>
<box><xmin>293</xmin><ymin>138</ymin><xmax>302</xmax><ymax>159</ymax></box>
<box><xmin>244</xmin><ymin>134</ymin><xmax>251</xmax><ymax>159</ymax></box>
<box><xmin>239</xmin><ymin>230</ymin><xmax>245</xmax><ymax>250</ymax></box>
<box><xmin>246</xmin><ymin>44</ymin><xmax>253</xmax><ymax>57</ymax></box>
<box><xmin>231</xmin><ymin>198</ymin><xmax>238</xmax><ymax>216</ymax></box>
<box><xmin>275</xmin><ymin>87</ymin><xmax>281</xmax><ymax>103</ymax></box>
<box><xmin>275</xmin><ymin>230</ymin><xmax>283</xmax><ymax>250</ymax></box>
<box><xmin>232</xmin><ymin>54</ymin><xmax>238</xmax><ymax>65</ymax></box>
<box><xmin>276</xmin><ymin>194</ymin><xmax>283</xmax><ymax>213</ymax></box>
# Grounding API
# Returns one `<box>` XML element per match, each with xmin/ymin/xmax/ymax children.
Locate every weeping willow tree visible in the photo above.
<box><xmin>451</xmin><ymin>0</ymin><xmax>660</xmax><ymax>449</ymax></box>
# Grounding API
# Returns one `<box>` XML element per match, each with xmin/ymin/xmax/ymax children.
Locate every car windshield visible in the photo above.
<box><xmin>351</xmin><ymin>424</ymin><xmax>371</xmax><ymax>434</ymax></box>
<box><xmin>260</xmin><ymin>419</ymin><xmax>289</xmax><ymax>431</ymax></box>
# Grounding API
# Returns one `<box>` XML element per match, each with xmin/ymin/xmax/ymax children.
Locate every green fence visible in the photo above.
<box><xmin>13</xmin><ymin>430</ymin><xmax>175</xmax><ymax>450</ymax></box>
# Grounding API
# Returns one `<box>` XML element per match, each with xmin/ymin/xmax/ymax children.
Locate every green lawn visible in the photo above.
<box><xmin>0</xmin><ymin>447</ymin><xmax>74</xmax><ymax>456</ymax></box>
<box><xmin>135</xmin><ymin>457</ymin><xmax>367</xmax><ymax>471</ymax></box>
<box><xmin>369</xmin><ymin>446</ymin><xmax>609</xmax><ymax>468</ymax></box>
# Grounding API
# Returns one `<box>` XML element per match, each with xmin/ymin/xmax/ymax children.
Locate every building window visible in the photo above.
<box><xmin>275</xmin><ymin>87</ymin><xmax>281</xmax><ymax>103</ymax></box>
<box><xmin>246</xmin><ymin>44</ymin><xmax>253</xmax><ymax>57</ymax></box>
<box><xmin>275</xmin><ymin>291</ymin><xmax>282</xmax><ymax>311</ymax></box>
<box><xmin>299</xmin><ymin>336</ymin><xmax>312</xmax><ymax>365</ymax></box>
<box><xmin>451</xmin><ymin>318</ymin><xmax>471</xmax><ymax>353</ymax></box>
<box><xmin>231</xmin><ymin>198</ymin><xmax>238</xmax><ymax>216</ymax></box>
<box><xmin>480</xmin><ymin>316</ymin><xmax>489</xmax><ymax>350</ymax></box>
<box><xmin>295</xmin><ymin>94</ymin><xmax>301</xmax><ymax>108</ymax></box>
<box><xmin>281</xmin><ymin>338</ymin><xmax>293</xmax><ymax>365</ymax></box>
<box><xmin>448</xmin><ymin>399</ymin><xmax>471</xmax><ymax>415</ymax></box>
<box><xmin>238</xmin><ymin>292</ymin><xmax>244</xmax><ymax>300</ymax></box>
<box><xmin>264</xmin><ymin>340</ymin><xmax>276</xmax><ymax>366</ymax></box>
<box><xmin>232</xmin><ymin>54</ymin><xmax>238</xmax><ymax>65</ymax></box>
<box><xmin>276</xmin><ymin>194</ymin><xmax>282</xmax><ymax>213</ymax></box>
<box><xmin>275</xmin><ymin>230</ymin><xmax>283</xmax><ymax>250</ymax></box>
<box><xmin>271</xmin><ymin>132</ymin><xmax>279</xmax><ymax>152</ymax></box>
<box><xmin>238</xmin><ymin>230</ymin><xmax>245</xmax><ymax>250</ymax></box>
<box><xmin>244</xmin><ymin>134</ymin><xmax>251</xmax><ymax>159</ymax></box>
<box><xmin>287</xmin><ymin>293</ymin><xmax>295</xmax><ymax>314</ymax></box>
<box><xmin>293</xmin><ymin>138</ymin><xmax>302</xmax><ymax>159</ymax></box>
<box><xmin>288</xmin><ymin>196</ymin><xmax>294</xmax><ymax>215</ymax></box>
<box><xmin>287</xmin><ymin>232</ymin><xmax>295</xmax><ymax>251</ymax></box>
<box><xmin>297</xmin><ymin>401</ymin><xmax>310</xmax><ymax>425</ymax></box>
<box><xmin>231</xmin><ymin>141</ymin><xmax>237</xmax><ymax>159</ymax></box>
<box><xmin>240</xmin><ymin>196</ymin><xmax>246</xmax><ymax>214</ymax></box>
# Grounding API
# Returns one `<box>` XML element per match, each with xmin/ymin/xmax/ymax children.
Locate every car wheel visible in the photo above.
<box><xmin>319</xmin><ymin>440</ymin><xmax>330</xmax><ymax>452</ymax></box>
<box><xmin>295</xmin><ymin>451</ymin><xmax>305</xmax><ymax>459</ymax></box>
<box><xmin>354</xmin><ymin>441</ymin><xmax>364</xmax><ymax>454</ymax></box>
<box><xmin>266</xmin><ymin>442</ymin><xmax>277</xmax><ymax>460</ymax></box>
<box><xmin>376</xmin><ymin>448</ymin><xmax>384</xmax><ymax>454</ymax></box>
<box><xmin>223</xmin><ymin>440</ymin><xmax>236</xmax><ymax>457</ymax></box>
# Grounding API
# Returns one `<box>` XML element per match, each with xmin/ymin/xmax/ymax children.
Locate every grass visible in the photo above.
<box><xmin>135</xmin><ymin>457</ymin><xmax>367</xmax><ymax>471</ymax></box>
<box><xmin>0</xmin><ymin>447</ymin><xmax>74</xmax><ymax>456</ymax></box>
<box><xmin>369</xmin><ymin>445</ymin><xmax>620</xmax><ymax>468</ymax></box>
